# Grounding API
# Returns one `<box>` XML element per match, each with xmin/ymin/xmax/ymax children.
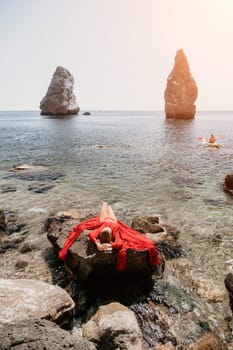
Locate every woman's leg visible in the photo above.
<box><xmin>99</xmin><ymin>202</ymin><xmax>109</xmax><ymax>222</ymax></box>
<box><xmin>107</xmin><ymin>205</ymin><xmax>117</xmax><ymax>222</ymax></box>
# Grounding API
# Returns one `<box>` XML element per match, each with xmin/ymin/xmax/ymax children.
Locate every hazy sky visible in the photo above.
<box><xmin>1</xmin><ymin>0</ymin><xmax>233</xmax><ymax>111</ymax></box>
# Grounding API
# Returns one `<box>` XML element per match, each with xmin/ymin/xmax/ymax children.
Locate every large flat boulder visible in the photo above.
<box><xmin>46</xmin><ymin>214</ymin><xmax>165</xmax><ymax>289</ymax></box>
<box><xmin>0</xmin><ymin>279</ymin><xmax>75</xmax><ymax>328</ymax></box>
<box><xmin>0</xmin><ymin>318</ymin><xmax>96</xmax><ymax>350</ymax></box>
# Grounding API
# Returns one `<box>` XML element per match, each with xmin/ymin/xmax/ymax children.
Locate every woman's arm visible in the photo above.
<box><xmin>58</xmin><ymin>216</ymin><xmax>100</xmax><ymax>260</ymax></box>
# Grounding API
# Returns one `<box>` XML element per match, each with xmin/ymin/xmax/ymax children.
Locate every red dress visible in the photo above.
<box><xmin>58</xmin><ymin>216</ymin><xmax>160</xmax><ymax>271</ymax></box>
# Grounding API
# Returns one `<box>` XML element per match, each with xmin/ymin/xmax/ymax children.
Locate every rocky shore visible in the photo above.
<box><xmin>1</xmin><ymin>165</ymin><xmax>233</xmax><ymax>349</ymax></box>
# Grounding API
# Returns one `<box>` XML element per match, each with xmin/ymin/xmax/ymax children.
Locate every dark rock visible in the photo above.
<box><xmin>0</xmin><ymin>236</ymin><xmax>25</xmax><ymax>253</ymax></box>
<box><xmin>0</xmin><ymin>210</ymin><xmax>6</xmax><ymax>235</ymax></box>
<box><xmin>164</xmin><ymin>49</ymin><xmax>198</xmax><ymax>119</ymax></box>
<box><xmin>223</xmin><ymin>174</ymin><xmax>233</xmax><ymax>195</ymax></box>
<box><xmin>82</xmin><ymin>112</ymin><xmax>91</xmax><ymax>116</ymax></box>
<box><xmin>7</xmin><ymin>223</ymin><xmax>27</xmax><ymax>235</ymax></box>
<box><xmin>0</xmin><ymin>318</ymin><xmax>96</xmax><ymax>350</ymax></box>
<box><xmin>0</xmin><ymin>184</ymin><xmax>17</xmax><ymax>193</ymax></box>
<box><xmin>224</xmin><ymin>272</ymin><xmax>233</xmax><ymax>313</ymax></box>
<box><xmin>28</xmin><ymin>182</ymin><xmax>55</xmax><ymax>193</ymax></box>
<box><xmin>14</xmin><ymin>259</ymin><xmax>29</xmax><ymax>270</ymax></box>
<box><xmin>150</xmin><ymin>280</ymin><xmax>196</xmax><ymax>313</ymax></box>
<box><xmin>130</xmin><ymin>302</ymin><xmax>176</xmax><ymax>347</ymax></box>
<box><xmin>20</xmin><ymin>243</ymin><xmax>34</xmax><ymax>253</ymax></box>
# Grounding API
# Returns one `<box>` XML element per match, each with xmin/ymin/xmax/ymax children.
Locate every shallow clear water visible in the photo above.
<box><xmin>1</xmin><ymin>110</ymin><xmax>233</xmax><ymax>283</ymax></box>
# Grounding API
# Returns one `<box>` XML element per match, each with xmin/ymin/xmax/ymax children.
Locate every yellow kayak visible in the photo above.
<box><xmin>202</xmin><ymin>139</ymin><xmax>220</xmax><ymax>148</ymax></box>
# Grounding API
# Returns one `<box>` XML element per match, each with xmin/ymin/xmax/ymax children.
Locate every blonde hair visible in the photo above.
<box><xmin>99</xmin><ymin>226</ymin><xmax>112</xmax><ymax>243</ymax></box>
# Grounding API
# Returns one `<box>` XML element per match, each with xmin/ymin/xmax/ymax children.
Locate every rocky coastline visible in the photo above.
<box><xmin>1</xmin><ymin>165</ymin><xmax>233</xmax><ymax>349</ymax></box>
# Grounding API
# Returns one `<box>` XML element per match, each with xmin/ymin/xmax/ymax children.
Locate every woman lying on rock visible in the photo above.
<box><xmin>58</xmin><ymin>202</ymin><xmax>161</xmax><ymax>271</ymax></box>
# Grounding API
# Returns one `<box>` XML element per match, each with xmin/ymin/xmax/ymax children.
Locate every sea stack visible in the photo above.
<box><xmin>40</xmin><ymin>66</ymin><xmax>80</xmax><ymax>116</ymax></box>
<box><xmin>164</xmin><ymin>49</ymin><xmax>198</xmax><ymax>119</ymax></box>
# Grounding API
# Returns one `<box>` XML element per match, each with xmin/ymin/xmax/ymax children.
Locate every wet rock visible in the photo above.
<box><xmin>0</xmin><ymin>184</ymin><xmax>17</xmax><ymax>193</ymax></box>
<box><xmin>5</xmin><ymin>164</ymin><xmax>65</xmax><ymax>181</ymax></box>
<box><xmin>186</xmin><ymin>331</ymin><xmax>225</xmax><ymax>350</ymax></box>
<box><xmin>0</xmin><ymin>210</ymin><xmax>6</xmax><ymax>235</ymax></box>
<box><xmin>55</xmin><ymin>210</ymin><xmax>83</xmax><ymax>221</ymax></box>
<box><xmin>19</xmin><ymin>242</ymin><xmax>34</xmax><ymax>253</ymax></box>
<box><xmin>164</xmin><ymin>49</ymin><xmax>198</xmax><ymax>119</ymax></box>
<box><xmin>150</xmin><ymin>280</ymin><xmax>196</xmax><ymax>313</ymax></box>
<box><xmin>224</xmin><ymin>272</ymin><xmax>233</xmax><ymax>313</ymax></box>
<box><xmin>0</xmin><ymin>278</ymin><xmax>75</xmax><ymax>328</ymax></box>
<box><xmin>131</xmin><ymin>215</ymin><xmax>160</xmax><ymax>233</ymax></box>
<box><xmin>191</xmin><ymin>276</ymin><xmax>226</xmax><ymax>302</ymax></box>
<box><xmin>14</xmin><ymin>259</ymin><xmax>29</xmax><ymax>270</ymax></box>
<box><xmin>0</xmin><ymin>236</ymin><xmax>25</xmax><ymax>253</ymax></box>
<box><xmin>0</xmin><ymin>318</ymin><xmax>96</xmax><ymax>350</ymax></box>
<box><xmin>83</xmin><ymin>112</ymin><xmax>91</xmax><ymax>115</ymax></box>
<box><xmin>131</xmin><ymin>216</ymin><xmax>181</xmax><ymax>260</ymax></box>
<box><xmin>28</xmin><ymin>182</ymin><xmax>55</xmax><ymax>193</ymax></box>
<box><xmin>155</xmin><ymin>344</ymin><xmax>175</xmax><ymax>350</ymax></box>
<box><xmin>40</xmin><ymin>66</ymin><xmax>80</xmax><ymax>116</ymax></box>
<box><xmin>223</xmin><ymin>174</ymin><xmax>233</xmax><ymax>195</ymax></box>
<box><xmin>1</xmin><ymin>209</ymin><xmax>27</xmax><ymax>236</ymax></box>
<box><xmin>131</xmin><ymin>280</ymin><xmax>225</xmax><ymax>348</ymax></box>
<box><xmin>130</xmin><ymin>302</ymin><xmax>176</xmax><ymax>348</ymax></box>
<box><xmin>82</xmin><ymin>302</ymin><xmax>144</xmax><ymax>350</ymax></box>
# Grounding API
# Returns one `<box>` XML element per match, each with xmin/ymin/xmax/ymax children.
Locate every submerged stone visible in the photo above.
<box><xmin>4</xmin><ymin>164</ymin><xmax>64</xmax><ymax>181</ymax></box>
<box><xmin>150</xmin><ymin>280</ymin><xmax>196</xmax><ymax>313</ymax></box>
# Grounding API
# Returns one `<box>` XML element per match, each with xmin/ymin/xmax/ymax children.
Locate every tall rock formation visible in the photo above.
<box><xmin>164</xmin><ymin>49</ymin><xmax>198</xmax><ymax>119</ymax></box>
<box><xmin>40</xmin><ymin>66</ymin><xmax>80</xmax><ymax>116</ymax></box>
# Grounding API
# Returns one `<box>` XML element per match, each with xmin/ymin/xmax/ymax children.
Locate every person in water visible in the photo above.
<box><xmin>208</xmin><ymin>134</ymin><xmax>216</xmax><ymax>143</ymax></box>
<box><xmin>58</xmin><ymin>202</ymin><xmax>161</xmax><ymax>271</ymax></box>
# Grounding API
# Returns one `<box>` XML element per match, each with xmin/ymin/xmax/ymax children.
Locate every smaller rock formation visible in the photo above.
<box><xmin>40</xmin><ymin>66</ymin><xmax>80</xmax><ymax>116</ymax></box>
<box><xmin>82</xmin><ymin>112</ymin><xmax>91</xmax><ymax>116</ymax></box>
<box><xmin>82</xmin><ymin>302</ymin><xmax>144</xmax><ymax>350</ymax></box>
<box><xmin>164</xmin><ymin>49</ymin><xmax>198</xmax><ymax>119</ymax></box>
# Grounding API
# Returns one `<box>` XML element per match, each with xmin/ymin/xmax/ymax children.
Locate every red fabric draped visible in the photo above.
<box><xmin>58</xmin><ymin>216</ymin><xmax>160</xmax><ymax>271</ymax></box>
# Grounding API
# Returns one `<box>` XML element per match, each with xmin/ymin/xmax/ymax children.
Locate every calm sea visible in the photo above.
<box><xmin>0</xmin><ymin>110</ymin><xmax>233</xmax><ymax>282</ymax></box>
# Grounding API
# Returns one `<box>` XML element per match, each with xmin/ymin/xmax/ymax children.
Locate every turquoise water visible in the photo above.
<box><xmin>0</xmin><ymin>110</ymin><xmax>233</xmax><ymax>283</ymax></box>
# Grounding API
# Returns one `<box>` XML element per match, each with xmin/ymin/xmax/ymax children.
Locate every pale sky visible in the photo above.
<box><xmin>0</xmin><ymin>0</ymin><xmax>233</xmax><ymax>111</ymax></box>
